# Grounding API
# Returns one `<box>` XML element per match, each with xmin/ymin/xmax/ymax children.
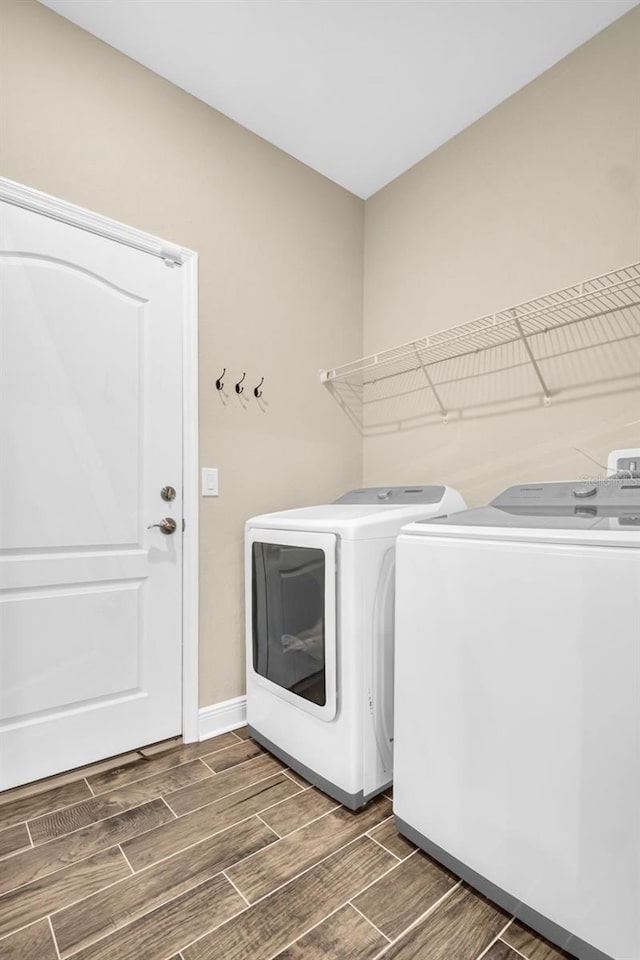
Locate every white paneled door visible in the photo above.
<box><xmin>0</xmin><ymin>201</ymin><xmax>184</xmax><ymax>790</ymax></box>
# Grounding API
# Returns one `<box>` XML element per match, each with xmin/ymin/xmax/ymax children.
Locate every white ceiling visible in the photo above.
<box><xmin>40</xmin><ymin>0</ymin><xmax>637</xmax><ymax>198</ymax></box>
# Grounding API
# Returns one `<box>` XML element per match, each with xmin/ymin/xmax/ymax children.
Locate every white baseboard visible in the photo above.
<box><xmin>198</xmin><ymin>696</ymin><xmax>247</xmax><ymax>741</ymax></box>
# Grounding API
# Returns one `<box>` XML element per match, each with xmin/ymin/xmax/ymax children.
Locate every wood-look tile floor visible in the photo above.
<box><xmin>0</xmin><ymin>729</ymin><xmax>576</xmax><ymax>960</ymax></box>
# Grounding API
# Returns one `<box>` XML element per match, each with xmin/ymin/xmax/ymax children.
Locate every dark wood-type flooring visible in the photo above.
<box><xmin>0</xmin><ymin>728</ymin><xmax>576</xmax><ymax>960</ymax></box>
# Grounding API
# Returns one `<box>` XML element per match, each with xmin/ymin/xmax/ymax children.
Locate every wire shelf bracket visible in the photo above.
<box><xmin>510</xmin><ymin>308</ymin><xmax>552</xmax><ymax>406</ymax></box>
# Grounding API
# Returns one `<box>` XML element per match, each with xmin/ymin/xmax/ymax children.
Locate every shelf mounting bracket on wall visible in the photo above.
<box><xmin>510</xmin><ymin>309</ymin><xmax>552</xmax><ymax>406</ymax></box>
<box><xmin>413</xmin><ymin>344</ymin><xmax>449</xmax><ymax>422</ymax></box>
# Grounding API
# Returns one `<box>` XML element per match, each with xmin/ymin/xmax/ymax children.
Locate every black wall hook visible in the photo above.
<box><xmin>215</xmin><ymin>368</ymin><xmax>226</xmax><ymax>390</ymax></box>
<box><xmin>254</xmin><ymin>377</ymin><xmax>264</xmax><ymax>399</ymax></box>
<box><xmin>235</xmin><ymin>372</ymin><xmax>246</xmax><ymax>395</ymax></box>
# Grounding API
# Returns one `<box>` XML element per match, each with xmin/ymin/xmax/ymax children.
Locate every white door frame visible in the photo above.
<box><xmin>0</xmin><ymin>176</ymin><xmax>200</xmax><ymax>742</ymax></box>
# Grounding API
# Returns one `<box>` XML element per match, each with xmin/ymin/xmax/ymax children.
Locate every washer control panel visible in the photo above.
<box><xmin>491</xmin><ymin>479</ymin><xmax>640</xmax><ymax>510</ymax></box>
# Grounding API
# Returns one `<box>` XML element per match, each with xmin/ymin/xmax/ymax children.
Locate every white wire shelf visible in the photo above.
<box><xmin>320</xmin><ymin>262</ymin><xmax>640</xmax><ymax>420</ymax></box>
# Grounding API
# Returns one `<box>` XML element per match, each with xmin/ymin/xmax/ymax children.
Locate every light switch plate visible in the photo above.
<box><xmin>202</xmin><ymin>467</ymin><xmax>219</xmax><ymax>496</ymax></box>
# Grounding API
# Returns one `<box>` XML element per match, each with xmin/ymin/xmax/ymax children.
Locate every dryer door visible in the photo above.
<box><xmin>247</xmin><ymin>528</ymin><xmax>337</xmax><ymax>721</ymax></box>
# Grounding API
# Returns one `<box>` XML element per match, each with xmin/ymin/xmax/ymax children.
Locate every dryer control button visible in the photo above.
<box><xmin>572</xmin><ymin>485</ymin><xmax>597</xmax><ymax>498</ymax></box>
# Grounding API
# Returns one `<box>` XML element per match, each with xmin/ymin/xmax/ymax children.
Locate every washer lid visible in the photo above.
<box><xmin>246</xmin><ymin>486</ymin><xmax>465</xmax><ymax>540</ymax></box>
<box><xmin>401</xmin><ymin>480</ymin><xmax>640</xmax><ymax>545</ymax></box>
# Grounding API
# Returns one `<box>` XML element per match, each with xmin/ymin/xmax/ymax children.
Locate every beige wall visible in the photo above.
<box><xmin>0</xmin><ymin>0</ymin><xmax>364</xmax><ymax>708</ymax></box>
<box><xmin>2</xmin><ymin>1</ymin><xmax>639</xmax><ymax>712</ymax></box>
<box><xmin>363</xmin><ymin>8</ymin><xmax>640</xmax><ymax>506</ymax></box>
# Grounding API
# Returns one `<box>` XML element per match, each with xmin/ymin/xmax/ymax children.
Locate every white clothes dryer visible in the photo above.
<box><xmin>245</xmin><ymin>485</ymin><xmax>466</xmax><ymax>809</ymax></box>
<box><xmin>393</xmin><ymin>479</ymin><xmax>640</xmax><ymax>960</ymax></box>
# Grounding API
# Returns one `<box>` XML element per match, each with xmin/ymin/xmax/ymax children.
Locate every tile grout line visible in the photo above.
<box><xmin>16</xmin><ymin>734</ymin><xmax>238</xmax><ymax>809</ymax></box>
<box><xmin>117</xmin><ymin>809</ymin><xmax>277</xmax><ymax>875</ymax></box>
<box><xmin>261</xmin><ymin>901</ymin><xmax>368</xmax><ymax>960</ymax></box>
<box><xmin>0</xmin><ymin>750</ymin><xmax>173</xmax><ymax>817</ymax></box>
<box><xmin>160</xmin><ymin>795</ymin><xmax>178</xmax><ymax>820</ymax></box>
<box><xmin>254</xmin><ymin>813</ymin><xmax>281</xmax><ymax>838</ymax></box>
<box><xmin>281</xmin><ymin>770</ymin><xmax>308</xmax><ymax>789</ymax></box>
<box><xmin>150</xmin><ymin>814</ymin><xmax>398</xmax><ymax>950</ymax></box>
<box><xmin>4</xmin><ymin>784</ymin><xmax>398</xmax><ymax>957</ymax></box>
<box><xmin>200</xmin><ymin>745</ymin><xmax>267</xmax><ymax>771</ymax></box>
<box><xmin>247</xmin><ymin>781</ymin><xmax>316</xmax><ymax>823</ymax></box>
<box><xmin>0</xmin><ymin>750</ymin><xmax>561</xmax><ymax>960</ymax></box>
<box><xmin>365</xmin><ymin>833</ymin><xmax>402</xmax><ymax>862</ymax></box>
<box><xmin>29</xmin><ymin>783</ymin><xmax>199</xmax><ymax>847</ymax></box>
<box><xmin>269</xmin><ymin>802</ymin><xmax>342</xmax><ymax>838</ymax></box>
<box><xmin>370</xmin><ymin>879</ymin><xmax>464</xmax><ymax>960</ymax></box>
<box><xmin>222</xmin><ymin>869</ymin><xmax>252</xmax><ymax>908</ymax></box>
<box><xmin>118</xmin><ymin>843</ymin><xmax>136</xmax><ymax>875</ymax></box>
<box><xmin>0</xmin><ymin>774</ymin><xmax>353</xmax><ymax>901</ymax></box>
<box><xmin>60</xmin><ymin>794</ymin><xmax>294</xmax><ymax>896</ymax></box>
<box><xmin>374</xmin><ymin>814</ymin><xmax>394</xmax><ymax>826</ymax></box>
<box><xmin>43</xmin><ymin>802</ymin><xmax>327</xmax><ymax>945</ymax></box>
<box><xmin>43</xmin><ymin>816</ymin><xmax>276</xmax><ymax>949</ymax></box>
<box><xmin>175</xmin><ymin>833</ymin><xmax>407</xmax><ymax>960</ymax></box>
<box><xmin>350</xmin><ymin>901</ymin><xmax>392</xmax><ymax>943</ymax></box>
<box><xmin>138</xmin><ymin>736</ymin><xmax>182</xmax><ymax>758</ymax></box>
<box><xmin>43</xmin><ymin>844</ymin><xmax>205</xmax><ymax>936</ymax></box>
<box><xmin>266</xmin><ymin>782</ymin><xmax>314</xmax><ymax>806</ymax></box>
<box><xmin>48</xmin><ymin>870</ymin><xmax>246</xmax><ymax>960</ymax></box>
<box><xmin>195</xmin><ymin>757</ymin><xmax>218</xmax><ymax>777</ymax></box>
<box><xmin>13</xmin><ymin>780</ymin><xmax>169</xmax><ymax>840</ymax></box>
<box><xmin>9</xmin><ymin>813</ymin><xmax>276</xmax><ymax>946</ymax></box>
<box><xmin>28</xmin><ymin>791</ymin><xmax>180</xmax><ymax>846</ymax></box>
<box><xmin>498</xmin><ymin>938</ymin><xmax>531</xmax><ymax>960</ymax></box>
<box><xmin>1</xmin><ymin>846</ymin><xmax>143</xmax><ymax>945</ymax></box>
<box><xmin>257</xmin><ymin>838</ymin><xmax>422</xmax><ymax>960</ymax></box>
<box><xmin>0</xmin><ymin>803</ymin><xmax>175</xmax><ymax>900</ymax></box>
<box><xmin>24</xmin><ymin>820</ymin><xmax>34</xmax><ymax>848</ymax></box>
<box><xmin>474</xmin><ymin>917</ymin><xmax>515</xmax><ymax>960</ymax></box>
<box><xmin>213</xmin><ymin>802</ymin><xmax>344</xmax><ymax>882</ymax></box>
<box><xmin>246</xmin><ymin>827</ymin><xmax>401</xmax><ymax>911</ymax></box>
<box><xmin>161</xmin><ymin>762</ymin><xmax>293</xmax><ymax>818</ymax></box>
<box><xmin>47</xmin><ymin>915</ymin><xmax>63</xmax><ymax>960</ymax></box>
<box><xmin>43</xmin><ymin>810</ymin><xmax>291</xmax><ymax>954</ymax></box>
<box><xmin>260</xmin><ymin>794</ymin><xmax>388</xmax><ymax>847</ymax></box>
<box><xmin>256</xmin><ymin>797</ymin><xmax>343</xmax><ymax>840</ymax></box>
<box><xmin>28</xmin><ymin>757</ymin><xmax>222</xmax><ymax>836</ymax></box>
<box><xmin>0</xmin><ymin>752</ymin><xmax>144</xmax><ymax>808</ymax></box>
<box><xmin>139</xmin><ymin>736</ymin><xmax>242</xmax><ymax>765</ymax></box>
<box><xmin>0</xmin><ymin>911</ymin><xmax>62</xmax><ymax>945</ymax></box>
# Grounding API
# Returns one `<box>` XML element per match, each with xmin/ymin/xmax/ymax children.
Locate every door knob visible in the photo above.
<box><xmin>147</xmin><ymin>518</ymin><xmax>177</xmax><ymax>535</ymax></box>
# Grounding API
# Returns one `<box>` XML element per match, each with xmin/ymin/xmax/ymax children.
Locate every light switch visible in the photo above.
<box><xmin>202</xmin><ymin>468</ymin><xmax>219</xmax><ymax>497</ymax></box>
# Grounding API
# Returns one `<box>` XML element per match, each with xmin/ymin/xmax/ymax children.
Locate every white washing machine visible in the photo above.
<box><xmin>245</xmin><ymin>485</ymin><xmax>466</xmax><ymax>809</ymax></box>
<box><xmin>393</xmin><ymin>479</ymin><xmax>640</xmax><ymax>960</ymax></box>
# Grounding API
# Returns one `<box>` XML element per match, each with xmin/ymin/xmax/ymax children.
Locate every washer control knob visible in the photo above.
<box><xmin>572</xmin><ymin>484</ymin><xmax>597</xmax><ymax>498</ymax></box>
<box><xmin>377</xmin><ymin>489</ymin><xmax>392</xmax><ymax>500</ymax></box>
